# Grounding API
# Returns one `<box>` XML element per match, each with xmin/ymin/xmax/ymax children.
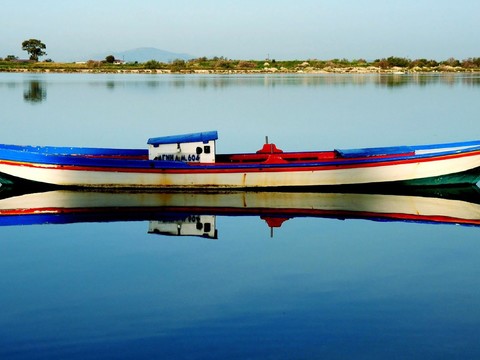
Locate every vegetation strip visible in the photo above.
<box><xmin>3</xmin><ymin>38</ymin><xmax>480</xmax><ymax>74</ymax></box>
<box><xmin>2</xmin><ymin>56</ymin><xmax>480</xmax><ymax>74</ymax></box>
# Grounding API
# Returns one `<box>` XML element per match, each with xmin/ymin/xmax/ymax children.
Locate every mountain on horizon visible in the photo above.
<box><xmin>93</xmin><ymin>47</ymin><xmax>195</xmax><ymax>63</ymax></box>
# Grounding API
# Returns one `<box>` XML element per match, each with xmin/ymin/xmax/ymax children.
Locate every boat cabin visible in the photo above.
<box><xmin>147</xmin><ymin>131</ymin><xmax>218</xmax><ymax>163</ymax></box>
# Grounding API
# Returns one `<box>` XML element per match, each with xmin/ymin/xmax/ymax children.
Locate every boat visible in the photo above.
<box><xmin>1</xmin><ymin>131</ymin><xmax>480</xmax><ymax>189</ymax></box>
<box><xmin>1</xmin><ymin>187</ymin><xmax>480</xmax><ymax>235</ymax></box>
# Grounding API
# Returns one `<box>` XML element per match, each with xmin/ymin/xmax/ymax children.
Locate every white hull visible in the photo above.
<box><xmin>1</xmin><ymin>152</ymin><xmax>480</xmax><ymax>188</ymax></box>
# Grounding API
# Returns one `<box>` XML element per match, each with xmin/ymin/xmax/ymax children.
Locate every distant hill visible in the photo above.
<box><xmin>93</xmin><ymin>47</ymin><xmax>195</xmax><ymax>63</ymax></box>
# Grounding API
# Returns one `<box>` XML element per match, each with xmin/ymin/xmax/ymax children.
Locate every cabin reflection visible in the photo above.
<box><xmin>148</xmin><ymin>215</ymin><xmax>217</xmax><ymax>239</ymax></box>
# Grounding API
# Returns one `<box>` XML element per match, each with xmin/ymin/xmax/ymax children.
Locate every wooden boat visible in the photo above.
<box><xmin>1</xmin><ymin>131</ymin><xmax>480</xmax><ymax>189</ymax></box>
<box><xmin>1</xmin><ymin>188</ymin><xmax>480</xmax><ymax>234</ymax></box>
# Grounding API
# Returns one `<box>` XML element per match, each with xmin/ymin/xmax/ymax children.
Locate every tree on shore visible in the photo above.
<box><xmin>105</xmin><ymin>55</ymin><xmax>115</xmax><ymax>63</ymax></box>
<box><xmin>22</xmin><ymin>39</ymin><xmax>47</xmax><ymax>61</ymax></box>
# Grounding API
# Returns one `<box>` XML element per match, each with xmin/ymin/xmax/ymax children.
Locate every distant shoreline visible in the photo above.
<box><xmin>2</xmin><ymin>57</ymin><xmax>480</xmax><ymax>74</ymax></box>
<box><xmin>2</xmin><ymin>67</ymin><xmax>480</xmax><ymax>75</ymax></box>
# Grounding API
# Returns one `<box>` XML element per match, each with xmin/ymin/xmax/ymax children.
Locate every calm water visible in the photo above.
<box><xmin>1</xmin><ymin>73</ymin><xmax>480</xmax><ymax>359</ymax></box>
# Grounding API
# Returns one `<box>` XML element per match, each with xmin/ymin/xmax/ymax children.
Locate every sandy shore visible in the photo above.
<box><xmin>1</xmin><ymin>65</ymin><xmax>478</xmax><ymax>74</ymax></box>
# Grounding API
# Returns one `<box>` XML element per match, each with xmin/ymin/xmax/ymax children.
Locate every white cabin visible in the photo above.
<box><xmin>147</xmin><ymin>131</ymin><xmax>218</xmax><ymax>163</ymax></box>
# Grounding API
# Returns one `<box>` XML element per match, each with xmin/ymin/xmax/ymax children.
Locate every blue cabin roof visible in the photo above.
<box><xmin>147</xmin><ymin>131</ymin><xmax>218</xmax><ymax>146</ymax></box>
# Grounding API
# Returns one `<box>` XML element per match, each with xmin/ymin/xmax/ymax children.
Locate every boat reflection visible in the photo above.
<box><xmin>1</xmin><ymin>187</ymin><xmax>480</xmax><ymax>238</ymax></box>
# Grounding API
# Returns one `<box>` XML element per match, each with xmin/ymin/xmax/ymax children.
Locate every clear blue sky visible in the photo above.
<box><xmin>1</xmin><ymin>0</ymin><xmax>478</xmax><ymax>62</ymax></box>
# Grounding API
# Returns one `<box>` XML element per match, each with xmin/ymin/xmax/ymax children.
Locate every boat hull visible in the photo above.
<box><xmin>1</xmin><ymin>155</ymin><xmax>480</xmax><ymax>189</ymax></box>
<box><xmin>1</xmin><ymin>139</ymin><xmax>480</xmax><ymax>189</ymax></box>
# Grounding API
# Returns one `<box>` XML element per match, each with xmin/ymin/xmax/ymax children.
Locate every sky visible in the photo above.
<box><xmin>1</xmin><ymin>0</ymin><xmax>479</xmax><ymax>62</ymax></box>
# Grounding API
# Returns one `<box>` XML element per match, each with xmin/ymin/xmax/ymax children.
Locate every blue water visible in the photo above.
<box><xmin>1</xmin><ymin>73</ymin><xmax>480</xmax><ymax>359</ymax></box>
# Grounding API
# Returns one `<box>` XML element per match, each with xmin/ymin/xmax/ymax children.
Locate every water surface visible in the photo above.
<box><xmin>1</xmin><ymin>73</ymin><xmax>480</xmax><ymax>359</ymax></box>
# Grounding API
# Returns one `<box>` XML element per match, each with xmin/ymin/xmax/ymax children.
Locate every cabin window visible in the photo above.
<box><xmin>204</xmin><ymin>223</ymin><xmax>211</xmax><ymax>232</ymax></box>
<box><xmin>196</xmin><ymin>147</ymin><xmax>203</xmax><ymax>155</ymax></box>
<box><xmin>204</xmin><ymin>145</ymin><xmax>211</xmax><ymax>154</ymax></box>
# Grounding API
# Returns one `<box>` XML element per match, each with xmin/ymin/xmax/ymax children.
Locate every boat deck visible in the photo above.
<box><xmin>78</xmin><ymin>149</ymin><xmax>416</xmax><ymax>165</ymax></box>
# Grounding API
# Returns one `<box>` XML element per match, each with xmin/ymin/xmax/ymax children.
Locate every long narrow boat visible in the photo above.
<box><xmin>1</xmin><ymin>131</ymin><xmax>480</xmax><ymax>189</ymax></box>
<box><xmin>1</xmin><ymin>188</ymin><xmax>480</xmax><ymax>232</ymax></box>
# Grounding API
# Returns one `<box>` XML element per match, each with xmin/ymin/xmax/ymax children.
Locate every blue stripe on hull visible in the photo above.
<box><xmin>335</xmin><ymin>146</ymin><xmax>413</xmax><ymax>158</ymax></box>
<box><xmin>0</xmin><ymin>144</ymin><xmax>147</xmax><ymax>157</ymax></box>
